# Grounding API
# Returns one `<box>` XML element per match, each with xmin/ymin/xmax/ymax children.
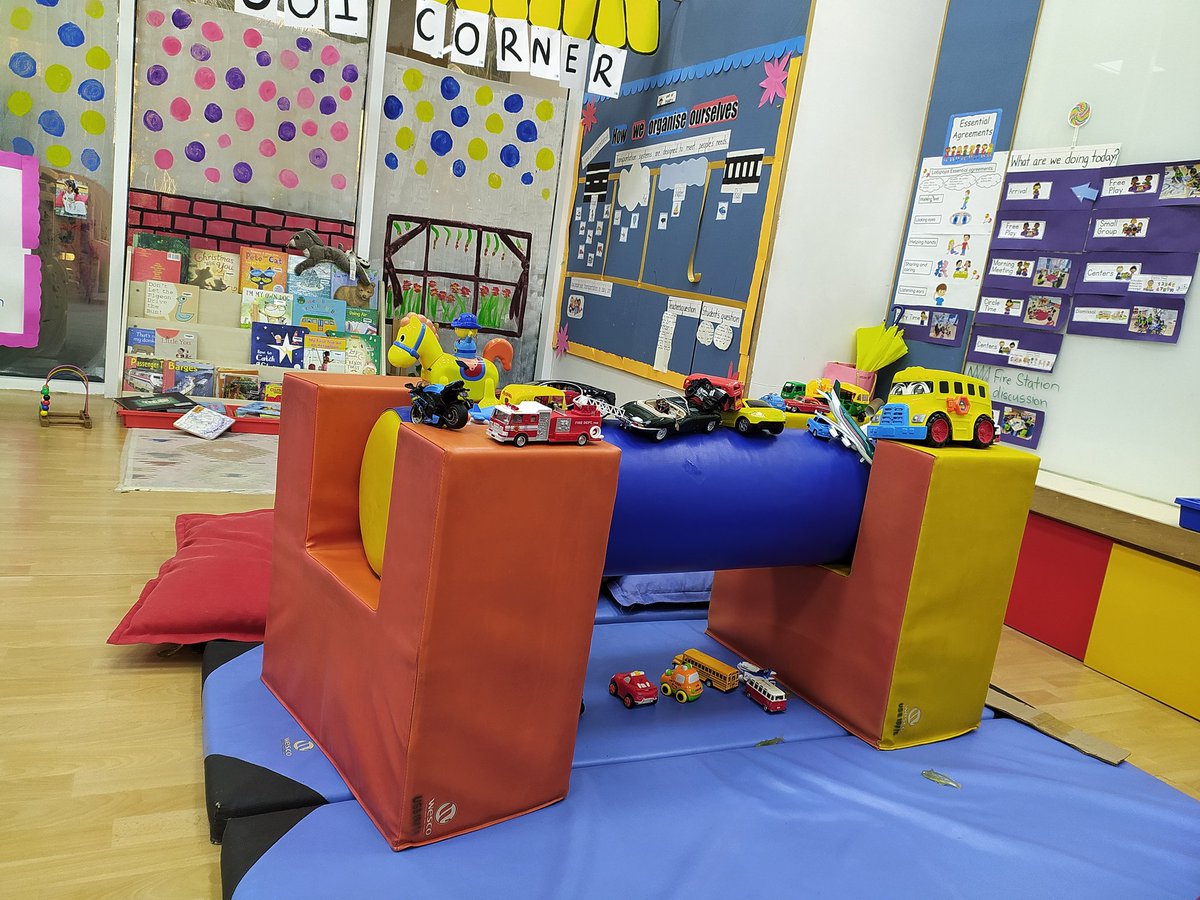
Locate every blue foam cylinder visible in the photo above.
<box><xmin>602</xmin><ymin>428</ymin><xmax>870</xmax><ymax>577</ymax></box>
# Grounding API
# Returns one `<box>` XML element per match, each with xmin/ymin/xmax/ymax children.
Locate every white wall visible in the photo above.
<box><xmin>538</xmin><ymin>0</ymin><xmax>948</xmax><ymax>404</ymax></box>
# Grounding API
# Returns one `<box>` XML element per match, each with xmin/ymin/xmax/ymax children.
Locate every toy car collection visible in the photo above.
<box><xmin>408</xmin><ymin>380</ymin><xmax>471</xmax><ymax>430</ymax></box>
<box><xmin>683</xmin><ymin>374</ymin><xmax>786</xmax><ymax>435</ymax></box>
<box><xmin>672</xmin><ymin>649</ymin><xmax>740</xmax><ymax>692</ymax></box>
<box><xmin>660</xmin><ymin>662</ymin><xmax>704</xmax><ymax>703</ymax></box>
<box><xmin>867</xmin><ymin>366</ymin><xmax>996</xmax><ymax>448</ymax></box>
<box><xmin>608</xmin><ymin>671</ymin><xmax>659</xmax><ymax>708</ymax></box>
<box><xmin>487</xmin><ymin>400</ymin><xmax>603</xmax><ymax>446</ymax></box>
<box><xmin>617</xmin><ymin>394</ymin><xmax>720</xmax><ymax>441</ymax></box>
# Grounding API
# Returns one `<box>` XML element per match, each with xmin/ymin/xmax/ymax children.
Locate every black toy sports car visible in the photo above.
<box><xmin>618</xmin><ymin>395</ymin><xmax>721</xmax><ymax>441</ymax></box>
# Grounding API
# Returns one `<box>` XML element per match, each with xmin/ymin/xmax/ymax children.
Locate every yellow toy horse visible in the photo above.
<box><xmin>388</xmin><ymin>313</ymin><xmax>513</xmax><ymax>407</ymax></box>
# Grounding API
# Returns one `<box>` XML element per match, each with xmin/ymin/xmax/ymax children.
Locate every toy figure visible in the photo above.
<box><xmin>407</xmin><ymin>380</ymin><xmax>472</xmax><ymax>429</ymax></box>
<box><xmin>451</xmin><ymin>311</ymin><xmax>480</xmax><ymax>358</ymax></box>
<box><xmin>388</xmin><ymin>313</ymin><xmax>512</xmax><ymax>408</ymax></box>
<box><xmin>287</xmin><ymin>229</ymin><xmax>373</xmax><ymax>288</ymax></box>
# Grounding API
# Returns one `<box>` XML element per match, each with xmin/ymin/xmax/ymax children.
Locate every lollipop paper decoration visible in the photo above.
<box><xmin>1068</xmin><ymin>101</ymin><xmax>1091</xmax><ymax>148</ymax></box>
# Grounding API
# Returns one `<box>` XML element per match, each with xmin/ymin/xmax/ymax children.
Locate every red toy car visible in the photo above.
<box><xmin>608</xmin><ymin>670</ymin><xmax>659</xmax><ymax>708</ymax></box>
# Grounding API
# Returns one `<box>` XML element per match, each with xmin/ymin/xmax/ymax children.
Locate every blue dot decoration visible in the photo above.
<box><xmin>296</xmin><ymin>36</ymin><xmax>312</xmax><ymax>52</ymax></box>
<box><xmin>450</xmin><ymin>105</ymin><xmax>469</xmax><ymax>127</ymax></box>
<box><xmin>499</xmin><ymin>143</ymin><xmax>520</xmax><ymax>168</ymax></box>
<box><xmin>515</xmin><ymin>120</ymin><xmax>538</xmax><ymax>143</ymax></box>
<box><xmin>440</xmin><ymin>76</ymin><xmax>460</xmax><ymax>100</ymax></box>
<box><xmin>503</xmin><ymin>94</ymin><xmax>524</xmax><ymax>113</ymax></box>
<box><xmin>9</xmin><ymin>52</ymin><xmax>38</xmax><ymax>79</ymax></box>
<box><xmin>38</xmin><ymin>110</ymin><xmax>66</xmax><ymax>137</ymax></box>
<box><xmin>452</xmin><ymin>159</ymin><xmax>466</xmax><ymax>178</ymax></box>
<box><xmin>384</xmin><ymin>152</ymin><xmax>398</xmax><ymax>170</ymax></box>
<box><xmin>430</xmin><ymin>130</ymin><xmax>453</xmax><ymax>157</ymax></box>
<box><xmin>35</xmin><ymin>0</ymin><xmax>60</xmax><ymax>7</ymax></box>
<box><xmin>58</xmin><ymin>22</ymin><xmax>85</xmax><ymax>48</ymax></box>
<box><xmin>12</xmin><ymin>137</ymin><xmax>35</xmax><ymax>156</ymax></box>
<box><xmin>521</xmin><ymin>172</ymin><xmax>534</xmax><ymax>185</ymax></box>
<box><xmin>383</xmin><ymin>95</ymin><xmax>403</xmax><ymax>120</ymax></box>
<box><xmin>203</xmin><ymin>103</ymin><xmax>222</xmax><ymax>123</ymax></box>
<box><xmin>78</xmin><ymin>78</ymin><xmax>105</xmax><ymax>102</ymax></box>
<box><xmin>81</xmin><ymin>148</ymin><xmax>101</xmax><ymax>172</ymax></box>
<box><xmin>310</xmin><ymin>68</ymin><xmax>325</xmax><ymax>84</ymax></box>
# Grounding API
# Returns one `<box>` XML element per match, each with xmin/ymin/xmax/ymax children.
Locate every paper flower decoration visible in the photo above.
<box><xmin>581</xmin><ymin>101</ymin><xmax>598</xmax><ymax>136</ymax></box>
<box><xmin>554</xmin><ymin>323</ymin><xmax>569</xmax><ymax>357</ymax></box>
<box><xmin>759</xmin><ymin>53</ymin><xmax>791</xmax><ymax>108</ymax></box>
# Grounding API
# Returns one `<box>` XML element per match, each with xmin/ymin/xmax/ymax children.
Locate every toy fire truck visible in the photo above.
<box><xmin>486</xmin><ymin>401</ymin><xmax>603</xmax><ymax>447</ymax></box>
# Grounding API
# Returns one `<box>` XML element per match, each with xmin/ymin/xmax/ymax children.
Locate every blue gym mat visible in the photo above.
<box><xmin>221</xmin><ymin>718</ymin><xmax>1200</xmax><ymax>899</ymax></box>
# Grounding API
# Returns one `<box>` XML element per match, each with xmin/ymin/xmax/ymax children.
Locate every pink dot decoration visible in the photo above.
<box><xmin>301</xmin><ymin>119</ymin><xmax>318</xmax><ymax>137</ymax></box>
<box><xmin>280</xmin><ymin>49</ymin><xmax>299</xmax><ymax>70</ymax></box>
<box><xmin>217</xmin><ymin>133</ymin><xmax>232</xmax><ymax>149</ymax></box>
<box><xmin>330</xmin><ymin>121</ymin><xmax>349</xmax><ymax>142</ymax></box>
<box><xmin>194</xmin><ymin>67</ymin><xmax>216</xmax><ymax>90</ymax></box>
<box><xmin>169</xmin><ymin>97</ymin><xmax>192</xmax><ymax>121</ymax></box>
<box><xmin>258</xmin><ymin>80</ymin><xmax>277</xmax><ymax>102</ymax></box>
<box><xmin>320</xmin><ymin>46</ymin><xmax>341</xmax><ymax>66</ymax></box>
<box><xmin>201</xmin><ymin>22</ymin><xmax>224</xmax><ymax>42</ymax></box>
<box><xmin>279</xmin><ymin>168</ymin><xmax>299</xmax><ymax>189</ymax></box>
<box><xmin>154</xmin><ymin>149</ymin><xmax>174</xmax><ymax>170</ymax></box>
<box><xmin>258</xmin><ymin>139</ymin><xmax>277</xmax><ymax>157</ymax></box>
<box><xmin>243</xmin><ymin>28</ymin><xmax>262</xmax><ymax>49</ymax></box>
<box><xmin>162</xmin><ymin>36</ymin><xmax>182</xmax><ymax>56</ymax></box>
<box><xmin>338</xmin><ymin>85</ymin><xmax>352</xmax><ymax>101</ymax></box>
<box><xmin>204</xmin><ymin>166</ymin><xmax>221</xmax><ymax>183</ymax></box>
<box><xmin>331</xmin><ymin>173</ymin><xmax>347</xmax><ymax>190</ymax></box>
<box><xmin>235</xmin><ymin>107</ymin><xmax>255</xmax><ymax>131</ymax></box>
<box><xmin>297</xmin><ymin>87</ymin><xmax>315</xmax><ymax>109</ymax></box>
<box><xmin>147</xmin><ymin>10</ymin><xmax>165</xmax><ymax>27</ymax></box>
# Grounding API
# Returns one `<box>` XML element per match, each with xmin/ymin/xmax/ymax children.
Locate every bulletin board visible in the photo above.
<box><xmin>554</xmin><ymin>32</ymin><xmax>807</xmax><ymax>387</ymax></box>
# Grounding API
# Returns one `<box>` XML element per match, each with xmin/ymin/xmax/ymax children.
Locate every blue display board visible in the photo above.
<box><xmin>555</xmin><ymin>26</ymin><xmax>809</xmax><ymax>387</ymax></box>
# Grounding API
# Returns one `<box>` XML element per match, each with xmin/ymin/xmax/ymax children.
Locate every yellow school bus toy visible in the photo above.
<box><xmin>498</xmin><ymin>384</ymin><xmax>567</xmax><ymax>408</ymax></box>
<box><xmin>672</xmin><ymin>649</ymin><xmax>740</xmax><ymax>692</ymax></box>
<box><xmin>867</xmin><ymin>366</ymin><xmax>996</xmax><ymax>448</ymax></box>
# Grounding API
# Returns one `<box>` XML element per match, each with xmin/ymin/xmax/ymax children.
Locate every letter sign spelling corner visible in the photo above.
<box><xmin>412</xmin><ymin>0</ymin><xmax>447</xmax><ymax>57</ymax></box>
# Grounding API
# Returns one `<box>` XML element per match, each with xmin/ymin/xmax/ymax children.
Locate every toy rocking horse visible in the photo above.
<box><xmin>388</xmin><ymin>313</ymin><xmax>513</xmax><ymax>408</ymax></box>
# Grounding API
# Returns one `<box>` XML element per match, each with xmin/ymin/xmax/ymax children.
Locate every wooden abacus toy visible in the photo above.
<box><xmin>39</xmin><ymin>365</ymin><xmax>93</xmax><ymax>428</ymax></box>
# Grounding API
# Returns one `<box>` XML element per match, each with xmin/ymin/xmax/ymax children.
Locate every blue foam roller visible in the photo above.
<box><xmin>593</xmin><ymin>594</ymin><xmax>708</xmax><ymax>623</ymax></box>
<box><xmin>602</xmin><ymin>429</ymin><xmax>869</xmax><ymax>576</ymax></box>
<box><xmin>223</xmin><ymin>720</ymin><xmax>1200</xmax><ymax>898</ymax></box>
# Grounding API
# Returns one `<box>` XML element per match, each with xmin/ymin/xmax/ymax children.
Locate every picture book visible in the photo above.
<box><xmin>143</xmin><ymin>281</ymin><xmax>199</xmax><ymax>322</ymax></box>
<box><xmin>125</xmin><ymin>326</ymin><xmax>156</xmax><ymax>356</ymax></box>
<box><xmin>169</xmin><ymin>360</ymin><xmax>216</xmax><ymax>397</ymax></box>
<box><xmin>131</xmin><ymin>246</ymin><xmax>183</xmax><ymax>284</ymax></box>
<box><xmin>339</xmin><ymin>331</ymin><xmax>381</xmax><ymax>375</ymax></box>
<box><xmin>133</xmin><ymin>233</ymin><xmax>190</xmax><ymax>277</ymax></box>
<box><xmin>113</xmin><ymin>391</ymin><xmax>196</xmax><ymax>413</ymax></box>
<box><xmin>173</xmin><ymin>404</ymin><xmax>235</xmax><ymax>440</ymax></box>
<box><xmin>251</xmin><ymin>322</ymin><xmax>308</xmax><ymax>369</ymax></box>
<box><xmin>217</xmin><ymin>368</ymin><xmax>262</xmax><ymax>401</ymax></box>
<box><xmin>187</xmin><ymin>249</ymin><xmax>240</xmax><ymax>293</ymax></box>
<box><xmin>345</xmin><ymin>307</ymin><xmax>379</xmax><ymax>336</ymax></box>
<box><xmin>122</xmin><ymin>355</ymin><xmax>167</xmax><ymax>395</ymax></box>
<box><xmin>154</xmin><ymin>328</ymin><xmax>198</xmax><ymax>359</ymax></box>
<box><xmin>287</xmin><ymin>255</ymin><xmax>336</xmax><ymax>299</ymax></box>
<box><xmin>240</xmin><ymin>289</ymin><xmax>294</xmax><ymax>327</ymax></box>
<box><xmin>239</xmin><ymin>246</ymin><xmax>288</xmax><ymax>293</ymax></box>
<box><xmin>303</xmin><ymin>332</ymin><xmax>348</xmax><ymax>373</ymax></box>
<box><xmin>292</xmin><ymin>295</ymin><xmax>347</xmax><ymax>334</ymax></box>
<box><xmin>261</xmin><ymin>381</ymin><xmax>284</xmax><ymax>403</ymax></box>
<box><xmin>329</xmin><ymin>271</ymin><xmax>379</xmax><ymax>309</ymax></box>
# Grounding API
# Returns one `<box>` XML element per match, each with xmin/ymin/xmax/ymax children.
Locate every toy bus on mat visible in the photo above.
<box><xmin>487</xmin><ymin>401</ymin><xmax>603</xmax><ymax>446</ymax></box>
<box><xmin>867</xmin><ymin>366</ymin><xmax>996</xmax><ymax>448</ymax></box>
<box><xmin>742</xmin><ymin>674</ymin><xmax>788</xmax><ymax>713</ymax></box>
<box><xmin>672</xmin><ymin>649</ymin><xmax>740</xmax><ymax>692</ymax></box>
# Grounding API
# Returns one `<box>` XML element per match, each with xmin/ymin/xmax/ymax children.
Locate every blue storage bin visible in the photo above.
<box><xmin>1175</xmin><ymin>497</ymin><xmax>1200</xmax><ymax>532</ymax></box>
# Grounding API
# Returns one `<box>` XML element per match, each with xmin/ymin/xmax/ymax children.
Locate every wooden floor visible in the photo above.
<box><xmin>0</xmin><ymin>388</ymin><xmax>1197</xmax><ymax>898</ymax></box>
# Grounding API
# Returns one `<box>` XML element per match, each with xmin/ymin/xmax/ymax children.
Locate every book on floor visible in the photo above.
<box><xmin>173</xmin><ymin>404</ymin><xmax>236</xmax><ymax>440</ymax></box>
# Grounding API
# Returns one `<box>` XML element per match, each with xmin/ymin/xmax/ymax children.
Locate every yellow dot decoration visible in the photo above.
<box><xmin>542</xmin><ymin>188</ymin><xmax>551</xmax><ymax>200</ymax></box>
<box><xmin>11</xmin><ymin>7</ymin><xmax>32</xmax><ymax>29</ymax></box>
<box><xmin>535</xmin><ymin>148</ymin><xmax>555</xmax><ymax>171</ymax></box>
<box><xmin>45</xmin><ymin>65</ymin><xmax>72</xmax><ymax>94</ymax></box>
<box><xmin>488</xmin><ymin>173</ymin><xmax>502</xmax><ymax>189</ymax></box>
<box><xmin>415</xmin><ymin>159</ymin><xmax>427</xmax><ymax>176</ymax></box>
<box><xmin>86</xmin><ymin>47</ymin><xmax>111</xmax><ymax>70</ymax></box>
<box><xmin>535</xmin><ymin>100</ymin><xmax>554</xmax><ymax>122</ymax></box>
<box><xmin>403</xmin><ymin>68</ymin><xmax>423</xmax><ymax>91</ymax></box>
<box><xmin>415</xmin><ymin>100</ymin><xmax>434</xmax><ymax>122</ymax></box>
<box><xmin>7</xmin><ymin>91</ymin><xmax>33</xmax><ymax>117</ymax></box>
<box><xmin>485</xmin><ymin>113</ymin><xmax>504</xmax><ymax>134</ymax></box>
<box><xmin>45</xmin><ymin>145</ymin><xmax>72</xmax><ymax>168</ymax></box>
<box><xmin>395</xmin><ymin>127</ymin><xmax>415</xmax><ymax>150</ymax></box>
<box><xmin>80</xmin><ymin>110</ymin><xmax>106</xmax><ymax>135</ymax></box>
<box><xmin>468</xmin><ymin>138</ymin><xmax>488</xmax><ymax>161</ymax></box>
<box><xmin>85</xmin><ymin>0</ymin><xmax>106</xmax><ymax>18</ymax></box>
<box><xmin>475</xmin><ymin>86</ymin><xmax>493</xmax><ymax>106</ymax></box>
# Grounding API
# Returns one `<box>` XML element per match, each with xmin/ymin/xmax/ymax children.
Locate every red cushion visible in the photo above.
<box><xmin>108</xmin><ymin>509</ymin><xmax>273</xmax><ymax>645</ymax></box>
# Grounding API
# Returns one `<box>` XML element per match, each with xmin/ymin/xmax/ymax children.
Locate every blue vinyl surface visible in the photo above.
<box><xmin>603</xmin><ymin>429</ymin><xmax>869</xmax><ymax>576</ymax></box>
<box><xmin>226</xmin><ymin>719</ymin><xmax>1200</xmax><ymax>899</ymax></box>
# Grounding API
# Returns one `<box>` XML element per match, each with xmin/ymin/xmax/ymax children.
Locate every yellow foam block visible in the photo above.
<box><xmin>1085</xmin><ymin>545</ymin><xmax>1200</xmax><ymax>719</ymax></box>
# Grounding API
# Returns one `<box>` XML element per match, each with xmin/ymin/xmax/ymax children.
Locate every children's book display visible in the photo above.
<box><xmin>121</xmin><ymin>226</ymin><xmax>383</xmax><ymax>416</ymax></box>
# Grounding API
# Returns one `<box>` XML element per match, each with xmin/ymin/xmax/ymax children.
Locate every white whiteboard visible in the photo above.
<box><xmin>992</xmin><ymin>0</ymin><xmax>1200</xmax><ymax>503</ymax></box>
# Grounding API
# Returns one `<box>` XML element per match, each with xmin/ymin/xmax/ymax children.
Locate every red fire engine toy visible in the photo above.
<box><xmin>486</xmin><ymin>401</ymin><xmax>604</xmax><ymax>447</ymax></box>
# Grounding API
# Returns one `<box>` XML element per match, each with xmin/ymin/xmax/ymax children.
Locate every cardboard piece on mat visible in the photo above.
<box><xmin>985</xmin><ymin>687</ymin><xmax>1130</xmax><ymax>765</ymax></box>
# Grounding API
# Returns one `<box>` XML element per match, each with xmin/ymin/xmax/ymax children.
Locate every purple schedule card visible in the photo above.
<box><xmin>966</xmin><ymin>324</ymin><xmax>1064</xmax><ymax>372</ymax></box>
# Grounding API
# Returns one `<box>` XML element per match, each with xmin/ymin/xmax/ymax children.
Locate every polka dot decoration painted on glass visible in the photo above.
<box><xmin>0</xmin><ymin>0</ymin><xmax>117</xmax><ymax>181</ymax></box>
<box><xmin>130</xmin><ymin>5</ymin><xmax>366</xmax><ymax>220</ymax></box>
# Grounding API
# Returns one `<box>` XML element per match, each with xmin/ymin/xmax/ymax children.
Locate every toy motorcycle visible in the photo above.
<box><xmin>407</xmin><ymin>380</ymin><xmax>471</xmax><ymax>430</ymax></box>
